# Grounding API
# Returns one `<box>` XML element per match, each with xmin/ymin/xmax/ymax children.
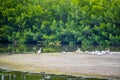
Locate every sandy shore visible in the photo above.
<box><xmin>0</xmin><ymin>53</ymin><xmax>120</xmax><ymax>79</ymax></box>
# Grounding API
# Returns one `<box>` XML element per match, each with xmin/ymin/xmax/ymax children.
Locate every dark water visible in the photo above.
<box><xmin>0</xmin><ymin>44</ymin><xmax>120</xmax><ymax>54</ymax></box>
<box><xmin>0</xmin><ymin>69</ymin><xmax>108</xmax><ymax>80</ymax></box>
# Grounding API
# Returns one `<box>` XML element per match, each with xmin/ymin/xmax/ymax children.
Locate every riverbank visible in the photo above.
<box><xmin>0</xmin><ymin>53</ymin><xmax>120</xmax><ymax>79</ymax></box>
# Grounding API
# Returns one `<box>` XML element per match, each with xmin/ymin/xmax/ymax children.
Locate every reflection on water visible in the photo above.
<box><xmin>0</xmin><ymin>69</ymin><xmax>108</xmax><ymax>80</ymax></box>
<box><xmin>0</xmin><ymin>44</ymin><xmax>120</xmax><ymax>54</ymax></box>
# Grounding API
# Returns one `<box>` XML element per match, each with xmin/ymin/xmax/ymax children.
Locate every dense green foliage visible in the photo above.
<box><xmin>0</xmin><ymin>0</ymin><xmax>120</xmax><ymax>45</ymax></box>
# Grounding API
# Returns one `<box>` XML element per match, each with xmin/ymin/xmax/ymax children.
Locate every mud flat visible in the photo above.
<box><xmin>0</xmin><ymin>53</ymin><xmax>120</xmax><ymax>79</ymax></box>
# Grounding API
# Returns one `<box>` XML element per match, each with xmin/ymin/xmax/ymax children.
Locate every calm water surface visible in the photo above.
<box><xmin>0</xmin><ymin>69</ymin><xmax>108</xmax><ymax>80</ymax></box>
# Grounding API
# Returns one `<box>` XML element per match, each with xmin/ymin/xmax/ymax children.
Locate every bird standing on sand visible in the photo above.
<box><xmin>37</xmin><ymin>48</ymin><xmax>41</xmax><ymax>54</ymax></box>
<box><xmin>106</xmin><ymin>48</ymin><xmax>110</xmax><ymax>54</ymax></box>
<box><xmin>76</xmin><ymin>48</ymin><xmax>81</xmax><ymax>54</ymax></box>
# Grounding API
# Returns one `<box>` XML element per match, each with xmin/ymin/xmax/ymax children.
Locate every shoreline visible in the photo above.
<box><xmin>0</xmin><ymin>53</ymin><xmax>120</xmax><ymax>79</ymax></box>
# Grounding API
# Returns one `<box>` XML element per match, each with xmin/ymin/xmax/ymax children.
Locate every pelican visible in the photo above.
<box><xmin>37</xmin><ymin>48</ymin><xmax>41</xmax><ymax>54</ymax></box>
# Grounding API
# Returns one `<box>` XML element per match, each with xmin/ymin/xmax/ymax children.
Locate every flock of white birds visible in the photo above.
<box><xmin>76</xmin><ymin>48</ymin><xmax>120</xmax><ymax>55</ymax></box>
<box><xmin>37</xmin><ymin>47</ymin><xmax>119</xmax><ymax>55</ymax></box>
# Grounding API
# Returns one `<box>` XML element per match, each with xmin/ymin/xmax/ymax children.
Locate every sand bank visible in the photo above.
<box><xmin>0</xmin><ymin>53</ymin><xmax>120</xmax><ymax>79</ymax></box>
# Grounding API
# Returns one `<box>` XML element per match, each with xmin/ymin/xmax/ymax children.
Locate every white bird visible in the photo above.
<box><xmin>61</xmin><ymin>51</ymin><xmax>67</xmax><ymax>54</ymax></box>
<box><xmin>76</xmin><ymin>48</ymin><xmax>82</xmax><ymax>54</ymax></box>
<box><xmin>101</xmin><ymin>51</ymin><xmax>106</xmax><ymax>54</ymax></box>
<box><xmin>95</xmin><ymin>51</ymin><xmax>102</xmax><ymax>55</ymax></box>
<box><xmin>85</xmin><ymin>51</ymin><xmax>89</xmax><ymax>53</ymax></box>
<box><xmin>90</xmin><ymin>50</ymin><xmax>102</xmax><ymax>55</ymax></box>
<box><xmin>37</xmin><ymin>48</ymin><xmax>41</xmax><ymax>54</ymax></box>
<box><xmin>105</xmin><ymin>48</ymin><xmax>110</xmax><ymax>54</ymax></box>
<box><xmin>90</xmin><ymin>51</ymin><xmax>96</xmax><ymax>55</ymax></box>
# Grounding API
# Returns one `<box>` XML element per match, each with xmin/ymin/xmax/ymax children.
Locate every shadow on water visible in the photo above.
<box><xmin>0</xmin><ymin>69</ymin><xmax>108</xmax><ymax>80</ymax></box>
<box><xmin>0</xmin><ymin>44</ymin><xmax>120</xmax><ymax>54</ymax></box>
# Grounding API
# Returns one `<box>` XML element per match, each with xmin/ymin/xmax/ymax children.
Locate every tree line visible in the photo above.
<box><xmin>0</xmin><ymin>0</ymin><xmax>120</xmax><ymax>45</ymax></box>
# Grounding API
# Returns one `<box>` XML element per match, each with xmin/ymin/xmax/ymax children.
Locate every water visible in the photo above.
<box><xmin>0</xmin><ymin>69</ymin><xmax>108</xmax><ymax>80</ymax></box>
<box><xmin>0</xmin><ymin>44</ymin><xmax>120</xmax><ymax>54</ymax></box>
<box><xmin>0</xmin><ymin>44</ymin><xmax>119</xmax><ymax>80</ymax></box>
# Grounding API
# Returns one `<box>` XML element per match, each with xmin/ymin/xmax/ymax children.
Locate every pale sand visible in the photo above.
<box><xmin>0</xmin><ymin>53</ymin><xmax>120</xmax><ymax>78</ymax></box>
